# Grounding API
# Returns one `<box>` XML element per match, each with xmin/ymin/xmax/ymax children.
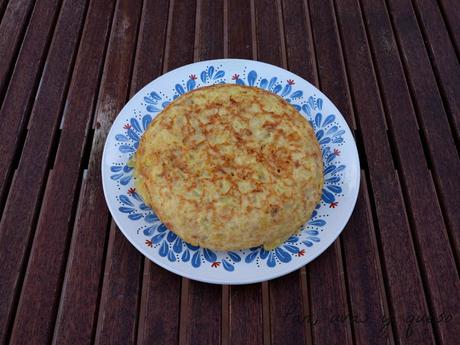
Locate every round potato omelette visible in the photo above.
<box><xmin>133</xmin><ymin>84</ymin><xmax>323</xmax><ymax>251</ymax></box>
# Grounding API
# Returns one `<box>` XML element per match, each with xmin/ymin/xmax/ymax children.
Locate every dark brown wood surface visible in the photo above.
<box><xmin>0</xmin><ymin>0</ymin><xmax>458</xmax><ymax>344</ymax></box>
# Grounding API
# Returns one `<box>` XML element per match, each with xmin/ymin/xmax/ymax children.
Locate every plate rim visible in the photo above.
<box><xmin>101</xmin><ymin>58</ymin><xmax>361</xmax><ymax>285</ymax></box>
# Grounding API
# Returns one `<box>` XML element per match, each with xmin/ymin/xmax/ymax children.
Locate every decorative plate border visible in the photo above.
<box><xmin>102</xmin><ymin>59</ymin><xmax>360</xmax><ymax>284</ymax></box>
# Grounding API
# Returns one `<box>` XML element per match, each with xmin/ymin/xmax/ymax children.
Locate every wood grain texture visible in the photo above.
<box><xmin>359</xmin><ymin>1</ymin><xmax>460</xmax><ymax>343</ymax></box>
<box><xmin>82</xmin><ymin>0</ymin><xmax>144</xmax><ymax>344</ymax></box>
<box><xmin>405</xmin><ymin>0</ymin><xmax>460</xmax><ymax>263</ymax></box>
<box><xmin>95</xmin><ymin>224</ymin><xmax>144</xmax><ymax>345</ymax></box>
<box><xmin>437</xmin><ymin>0</ymin><xmax>460</xmax><ymax>57</ymax></box>
<box><xmin>385</xmin><ymin>0</ymin><xmax>460</xmax><ymax>271</ymax></box>
<box><xmin>5</xmin><ymin>0</ymin><xmax>89</xmax><ymax>343</ymax></box>
<box><xmin>410</xmin><ymin>0</ymin><xmax>460</xmax><ymax>144</ymax></box>
<box><xmin>48</xmin><ymin>0</ymin><xmax>116</xmax><ymax>343</ymax></box>
<box><xmin>195</xmin><ymin>0</ymin><xmax>223</xmax><ymax>61</ymax></box>
<box><xmin>227</xmin><ymin>0</ymin><xmax>252</xmax><ymax>59</ymax></box>
<box><xmin>0</xmin><ymin>0</ymin><xmax>61</xmax><ymax>213</ymax></box>
<box><xmin>0</xmin><ymin>0</ymin><xmax>87</xmax><ymax>343</ymax></box>
<box><xmin>308</xmin><ymin>3</ymin><xmax>394</xmax><ymax>344</ymax></box>
<box><xmin>0</xmin><ymin>0</ymin><xmax>35</xmax><ymax>98</ymax></box>
<box><xmin>229</xmin><ymin>284</ymin><xmax>263</xmax><ymax>345</ymax></box>
<box><xmin>333</xmin><ymin>0</ymin><xmax>438</xmax><ymax>343</ymax></box>
<box><xmin>341</xmin><ymin>173</ymin><xmax>394</xmax><ymax>345</ymax></box>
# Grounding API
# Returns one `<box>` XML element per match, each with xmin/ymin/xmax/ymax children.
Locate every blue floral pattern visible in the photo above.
<box><xmin>109</xmin><ymin>64</ymin><xmax>347</xmax><ymax>271</ymax></box>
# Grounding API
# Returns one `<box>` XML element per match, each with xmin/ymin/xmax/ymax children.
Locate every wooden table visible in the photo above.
<box><xmin>0</xmin><ymin>0</ymin><xmax>459</xmax><ymax>344</ymax></box>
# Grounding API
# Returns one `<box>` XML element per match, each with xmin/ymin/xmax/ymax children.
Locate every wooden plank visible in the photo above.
<box><xmin>227</xmin><ymin>0</ymin><xmax>252</xmax><ymax>59</ymax></box>
<box><xmin>94</xmin><ymin>224</ymin><xmax>144</xmax><ymax>345</ymax></box>
<box><xmin>411</xmin><ymin>0</ymin><xmax>460</xmax><ymax>144</ymax></box>
<box><xmin>44</xmin><ymin>0</ymin><xmax>115</xmax><ymax>343</ymax></box>
<box><xmin>0</xmin><ymin>0</ymin><xmax>35</xmax><ymax>98</ymax></box>
<box><xmin>226</xmin><ymin>2</ymin><xmax>264</xmax><ymax>344</ymax></box>
<box><xmin>359</xmin><ymin>1</ymin><xmax>460</xmax><ymax>343</ymax></box>
<box><xmin>0</xmin><ymin>0</ymin><xmax>88</xmax><ymax>343</ymax></box>
<box><xmin>229</xmin><ymin>284</ymin><xmax>263</xmax><ymax>345</ymax></box>
<box><xmin>0</xmin><ymin>0</ymin><xmax>9</xmax><ymax>22</ymax></box>
<box><xmin>164</xmin><ymin>0</ymin><xmax>196</xmax><ymax>72</ymax></box>
<box><xmin>385</xmin><ymin>0</ymin><xmax>460</xmax><ymax>269</ymax></box>
<box><xmin>184</xmin><ymin>282</ymin><xmax>222</xmax><ymax>345</ymax></box>
<box><xmin>137</xmin><ymin>262</ymin><xmax>181</xmax><ymax>345</ymax></box>
<box><xmin>333</xmin><ymin>0</ymin><xmax>438</xmax><ymax>343</ymax></box>
<box><xmin>281</xmin><ymin>0</ymin><xmax>316</xmax><ymax>88</ymax></box>
<box><xmin>195</xmin><ymin>0</ymin><xmax>223</xmax><ymax>61</ymax></box>
<box><xmin>131</xmin><ymin>1</ymin><xmax>183</xmax><ymax>345</ymax></box>
<box><xmin>306</xmin><ymin>0</ymin><xmax>356</xmax><ymax>129</ymax></box>
<box><xmin>437</xmin><ymin>0</ymin><xmax>460</xmax><ymax>57</ymax></box>
<box><xmin>0</xmin><ymin>0</ymin><xmax>61</xmax><ymax>208</ymax></box>
<box><xmin>341</xmin><ymin>173</ymin><xmax>395</xmax><ymax>345</ymax></box>
<box><xmin>308</xmin><ymin>2</ymin><xmax>395</xmax><ymax>344</ymax></box>
<box><xmin>69</xmin><ymin>0</ymin><xmax>144</xmax><ymax>344</ymax></box>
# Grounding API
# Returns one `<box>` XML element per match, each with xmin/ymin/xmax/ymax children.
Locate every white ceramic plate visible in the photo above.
<box><xmin>102</xmin><ymin>59</ymin><xmax>360</xmax><ymax>284</ymax></box>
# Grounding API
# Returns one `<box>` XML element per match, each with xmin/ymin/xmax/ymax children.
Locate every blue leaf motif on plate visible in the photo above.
<box><xmin>152</xmin><ymin>232</ymin><xmax>166</xmax><ymax>244</ymax></box>
<box><xmin>245</xmin><ymin>250</ymin><xmax>258</xmax><ymax>263</ymax></box>
<box><xmin>281</xmin><ymin>84</ymin><xmax>292</xmax><ymax>97</ymax></box>
<box><xmin>186</xmin><ymin>78</ymin><xmax>196</xmax><ymax>91</ymax></box>
<box><xmin>203</xmin><ymin>248</ymin><xmax>217</xmax><ymax>263</ymax></box>
<box><xmin>214</xmin><ymin>70</ymin><xmax>225</xmax><ymax>79</ymax></box>
<box><xmin>247</xmin><ymin>70</ymin><xmax>257</xmax><ymax>86</ymax></box>
<box><xmin>130</xmin><ymin>118</ymin><xmax>141</xmax><ymax>132</ymax></box>
<box><xmin>173</xmin><ymin>238</ymin><xmax>183</xmax><ymax>253</ymax></box>
<box><xmin>142</xmin><ymin>114</ymin><xmax>152</xmax><ymax>129</ymax></box>
<box><xmin>175</xmin><ymin>84</ymin><xmax>185</xmax><ymax>95</ymax></box>
<box><xmin>200</xmin><ymin>70</ymin><xmax>207</xmax><ymax>83</ymax></box>
<box><xmin>222</xmin><ymin>259</ymin><xmax>234</xmax><ymax>272</ymax></box>
<box><xmin>168</xmin><ymin>250</ymin><xmax>176</xmax><ymax>262</ymax></box>
<box><xmin>119</xmin><ymin>195</ymin><xmax>133</xmax><ymax>206</ymax></box>
<box><xmin>259</xmin><ymin>78</ymin><xmax>268</xmax><ymax>89</ymax></box>
<box><xmin>120</xmin><ymin>175</ymin><xmax>132</xmax><ymax>185</ymax></box>
<box><xmin>128</xmin><ymin>213</ymin><xmax>143</xmax><ymax>220</ymax></box>
<box><xmin>290</xmin><ymin>90</ymin><xmax>303</xmax><ymax>99</ymax></box>
<box><xmin>143</xmin><ymin>226</ymin><xmax>155</xmax><ymax>236</ymax></box>
<box><xmin>191</xmin><ymin>251</ymin><xmax>201</xmax><ymax>268</ymax></box>
<box><xmin>267</xmin><ymin>252</ymin><xmax>276</xmax><ymax>267</ymax></box>
<box><xmin>228</xmin><ymin>251</ymin><xmax>241</xmax><ymax>262</ymax></box>
<box><xmin>208</xmin><ymin>66</ymin><xmax>214</xmax><ymax>78</ymax></box>
<box><xmin>159</xmin><ymin>241</ymin><xmax>169</xmax><ymax>257</ymax></box>
<box><xmin>275</xmin><ymin>247</ymin><xmax>291</xmax><ymax>263</ymax></box>
<box><xmin>182</xmin><ymin>249</ymin><xmax>191</xmax><ymax>262</ymax></box>
<box><xmin>115</xmin><ymin>134</ymin><xmax>129</xmax><ymax>142</ymax></box>
<box><xmin>119</xmin><ymin>145</ymin><xmax>135</xmax><ymax>153</ymax></box>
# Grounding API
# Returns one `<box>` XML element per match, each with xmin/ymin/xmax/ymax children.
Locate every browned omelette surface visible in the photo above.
<box><xmin>133</xmin><ymin>84</ymin><xmax>323</xmax><ymax>251</ymax></box>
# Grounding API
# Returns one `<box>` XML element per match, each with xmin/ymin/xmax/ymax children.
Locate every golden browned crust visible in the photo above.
<box><xmin>134</xmin><ymin>84</ymin><xmax>323</xmax><ymax>250</ymax></box>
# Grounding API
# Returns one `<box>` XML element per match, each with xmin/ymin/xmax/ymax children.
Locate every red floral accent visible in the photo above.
<box><xmin>211</xmin><ymin>261</ymin><xmax>221</xmax><ymax>268</ymax></box>
<box><xmin>127</xmin><ymin>187</ymin><xmax>136</xmax><ymax>196</ymax></box>
<box><xmin>329</xmin><ymin>202</ymin><xmax>338</xmax><ymax>208</ymax></box>
<box><xmin>232</xmin><ymin>74</ymin><xmax>240</xmax><ymax>80</ymax></box>
<box><xmin>333</xmin><ymin>148</ymin><xmax>341</xmax><ymax>156</ymax></box>
<box><xmin>145</xmin><ymin>240</ymin><xmax>153</xmax><ymax>247</ymax></box>
<box><xmin>123</xmin><ymin>123</ymin><xmax>132</xmax><ymax>130</ymax></box>
<box><xmin>287</xmin><ymin>79</ymin><xmax>295</xmax><ymax>85</ymax></box>
<box><xmin>297</xmin><ymin>249</ymin><xmax>305</xmax><ymax>257</ymax></box>
<box><xmin>189</xmin><ymin>74</ymin><xmax>197</xmax><ymax>80</ymax></box>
